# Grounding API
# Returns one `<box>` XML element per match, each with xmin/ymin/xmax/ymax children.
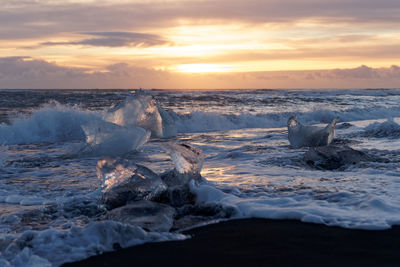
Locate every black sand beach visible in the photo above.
<box><xmin>64</xmin><ymin>218</ymin><xmax>400</xmax><ymax>267</ymax></box>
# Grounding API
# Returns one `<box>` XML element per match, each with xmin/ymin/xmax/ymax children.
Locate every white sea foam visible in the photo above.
<box><xmin>0</xmin><ymin>221</ymin><xmax>187</xmax><ymax>267</ymax></box>
<box><xmin>189</xmin><ymin>181</ymin><xmax>400</xmax><ymax>230</ymax></box>
<box><xmin>363</xmin><ymin>119</ymin><xmax>400</xmax><ymax>138</ymax></box>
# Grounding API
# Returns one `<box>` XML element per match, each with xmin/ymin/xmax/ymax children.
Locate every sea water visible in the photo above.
<box><xmin>1</xmin><ymin>89</ymin><xmax>400</xmax><ymax>266</ymax></box>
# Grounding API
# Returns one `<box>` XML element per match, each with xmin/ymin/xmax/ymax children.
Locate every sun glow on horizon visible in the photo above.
<box><xmin>172</xmin><ymin>63</ymin><xmax>233</xmax><ymax>73</ymax></box>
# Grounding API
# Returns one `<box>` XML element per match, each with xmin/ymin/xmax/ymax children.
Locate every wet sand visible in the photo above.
<box><xmin>64</xmin><ymin>218</ymin><xmax>400</xmax><ymax>267</ymax></box>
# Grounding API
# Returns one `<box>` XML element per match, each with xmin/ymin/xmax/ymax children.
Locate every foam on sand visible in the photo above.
<box><xmin>0</xmin><ymin>221</ymin><xmax>186</xmax><ymax>267</ymax></box>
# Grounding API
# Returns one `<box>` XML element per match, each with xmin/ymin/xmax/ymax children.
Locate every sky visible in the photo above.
<box><xmin>1</xmin><ymin>0</ymin><xmax>400</xmax><ymax>89</ymax></box>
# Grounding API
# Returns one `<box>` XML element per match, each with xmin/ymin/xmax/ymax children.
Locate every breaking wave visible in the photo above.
<box><xmin>0</xmin><ymin>103</ymin><xmax>100</xmax><ymax>145</ymax></box>
<box><xmin>2</xmin><ymin>100</ymin><xmax>400</xmax><ymax>145</ymax></box>
<box><xmin>174</xmin><ymin>106</ymin><xmax>400</xmax><ymax>133</ymax></box>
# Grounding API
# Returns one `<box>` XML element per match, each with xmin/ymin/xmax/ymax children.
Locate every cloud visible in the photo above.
<box><xmin>247</xmin><ymin>65</ymin><xmax>400</xmax><ymax>89</ymax></box>
<box><xmin>0</xmin><ymin>57</ymin><xmax>86</xmax><ymax>78</ymax></box>
<box><xmin>318</xmin><ymin>65</ymin><xmax>400</xmax><ymax>80</ymax></box>
<box><xmin>152</xmin><ymin>42</ymin><xmax>400</xmax><ymax>68</ymax></box>
<box><xmin>1</xmin><ymin>57</ymin><xmax>400</xmax><ymax>89</ymax></box>
<box><xmin>251</xmin><ymin>65</ymin><xmax>400</xmax><ymax>81</ymax></box>
<box><xmin>40</xmin><ymin>32</ymin><xmax>169</xmax><ymax>47</ymax></box>
<box><xmin>1</xmin><ymin>0</ymin><xmax>400</xmax><ymax>40</ymax></box>
<box><xmin>0</xmin><ymin>57</ymin><xmax>170</xmax><ymax>89</ymax></box>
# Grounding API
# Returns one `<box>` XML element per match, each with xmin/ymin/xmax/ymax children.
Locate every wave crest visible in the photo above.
<box><xmin>0</xmin><ymin>102</ymin><xmax>99</xmax><ymax>145</ymax></box>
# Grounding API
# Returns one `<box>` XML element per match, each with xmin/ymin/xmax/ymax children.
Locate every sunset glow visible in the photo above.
<box><xmin>1</xmin><ymin>0</ymin><xmax>400</xmax><ymax>88</ymax></box>
<box><xmin>173</xmin><ymin>64</ymin><xmax>233</xmax><ymax>73</ymax></box>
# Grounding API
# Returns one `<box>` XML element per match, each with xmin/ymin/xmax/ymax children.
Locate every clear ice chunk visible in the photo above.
<box><xmin>287</xmin><ymin>116</ymin><xmax>337</xmax><ymax>148</ymax></box>
<box><xmin>162</xmin><ymin>143</ymin><xmax>204</xmax><ymax>175</ymax></box>
<box><xmin>157</xmin><ymin>103</ymin><xmax>177</xmax><ymax>138</ymax></box>
<box><xmin>161</xmin><ymin>143</ymin><xmax>204</xmax><ymax>186</ymax></box>
<box><xmin>96</xmin><ymin>158</ymin><xmax>167</xmax><ymax>209</ymax></box>
<box><xmin>104</xmin><ymin>90</ymin><xmax>176</xmax><ymax>138</ymax></box>
<box><xmin>81</xmin><ymin>120</ymin><xmax>150</xmax><ymax>156</ymax></box>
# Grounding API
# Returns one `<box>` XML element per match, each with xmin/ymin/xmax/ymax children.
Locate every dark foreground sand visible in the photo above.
<box><xmin>64</xmin><ymin>219</ymin><xmax>400</xmax><ymax>267</ymax></box>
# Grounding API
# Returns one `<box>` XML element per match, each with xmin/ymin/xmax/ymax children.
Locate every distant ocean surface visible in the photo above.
<box><xmin>1</xmin><ymin>89</ymin><xmax>400</xmax><ymax>266</ymax></box>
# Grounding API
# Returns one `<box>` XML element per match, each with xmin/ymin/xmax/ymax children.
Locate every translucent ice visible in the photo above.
<box><xmin>161</xmin><ymin>143</ymin><xmax>204</xmax><ymax>186</ymax></box>
<box><xmin>162</xmin><ymin>143</ymin><xmax>204</xmax><ymax>175</ymax></box>
<box><xmin>157</xmin><ymin>143</ymin><xmax>205</xmax><ymax>207</ymax></box>
<box><xmin>81</xmin><ymin>120</ymin><xmax>150</xmax><ymax>156</ymax></box>
<box><xmin>105</xmin><ymin>200</ymin><xmax>176</xmax><ymax>232</ymax></box>
<box><xmin>104</xmin><ymin>90</ymin><xmax>176</xmax><ymax>138</ymax></box>
<box><xmin>287</xmin><ymin>116</ymin><xmax>337</xmax><ymax>148</ymax></box>
<box><xmin>96</xmin><ymin>158</ymin><xmax>167</xmax><ymax>209</ymax></box>
<box><xmin>157</xmin><ymin>103</ymin><xmax>177</xmax><ymax>138</ymax></box>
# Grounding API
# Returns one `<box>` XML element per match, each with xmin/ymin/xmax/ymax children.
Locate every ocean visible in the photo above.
<box><xmin>1</xmin><ymin>89</ymin><xmax>400</xmax><ymax>266</ymax></box>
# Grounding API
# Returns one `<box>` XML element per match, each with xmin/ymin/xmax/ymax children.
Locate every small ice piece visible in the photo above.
<box><xmin>304</xmin><ymin>145</ymin><xmax>370</xmax><ymax>170</ymax></box>
<box><xmin>287</xmin><ymin>116</ymin><xmax>337</xmax><ymax>148</ymax></box>
<box><xmin>157</xmin><ymin>143</ymin><xmax>205</xmax><ymax>207</ymax></box>
<box><xmin>105</xmin><ymin>200</ymin><xmax>176</xmax><ymax>232</ymax></box>
<box><xmin>157</xmin><ymin>103</ymin><xmax>177</xmax><ymax>138</ymax></box>
<box><xmin>104</xmin><ymin>90</ymin><xmax>176</xmax><ymax>138</ymax></box>
<box><xmin>81</xmin><ymin>120</ymin><xmax>150</xmax><ymax>156</ymax></box>
<box><xmin>161</xmin><ymin>143</ymin><xmax>204</xmax><ymax>185</ymax></box>
<box><xmin>96</xmin><ymin>158</ymin><xmax>167</xmax><ymax>209</ymax></box>
<box><xmin>162</xmin><ymin>143</ymin><xmax>204</xmax><ymax>175</ymax></box>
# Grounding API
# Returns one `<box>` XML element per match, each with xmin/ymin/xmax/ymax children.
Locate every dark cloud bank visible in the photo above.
<box><xmin>1</xmin><ymin>57</ymin><xmax>399</xmax><ymax>89</ymax></box>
